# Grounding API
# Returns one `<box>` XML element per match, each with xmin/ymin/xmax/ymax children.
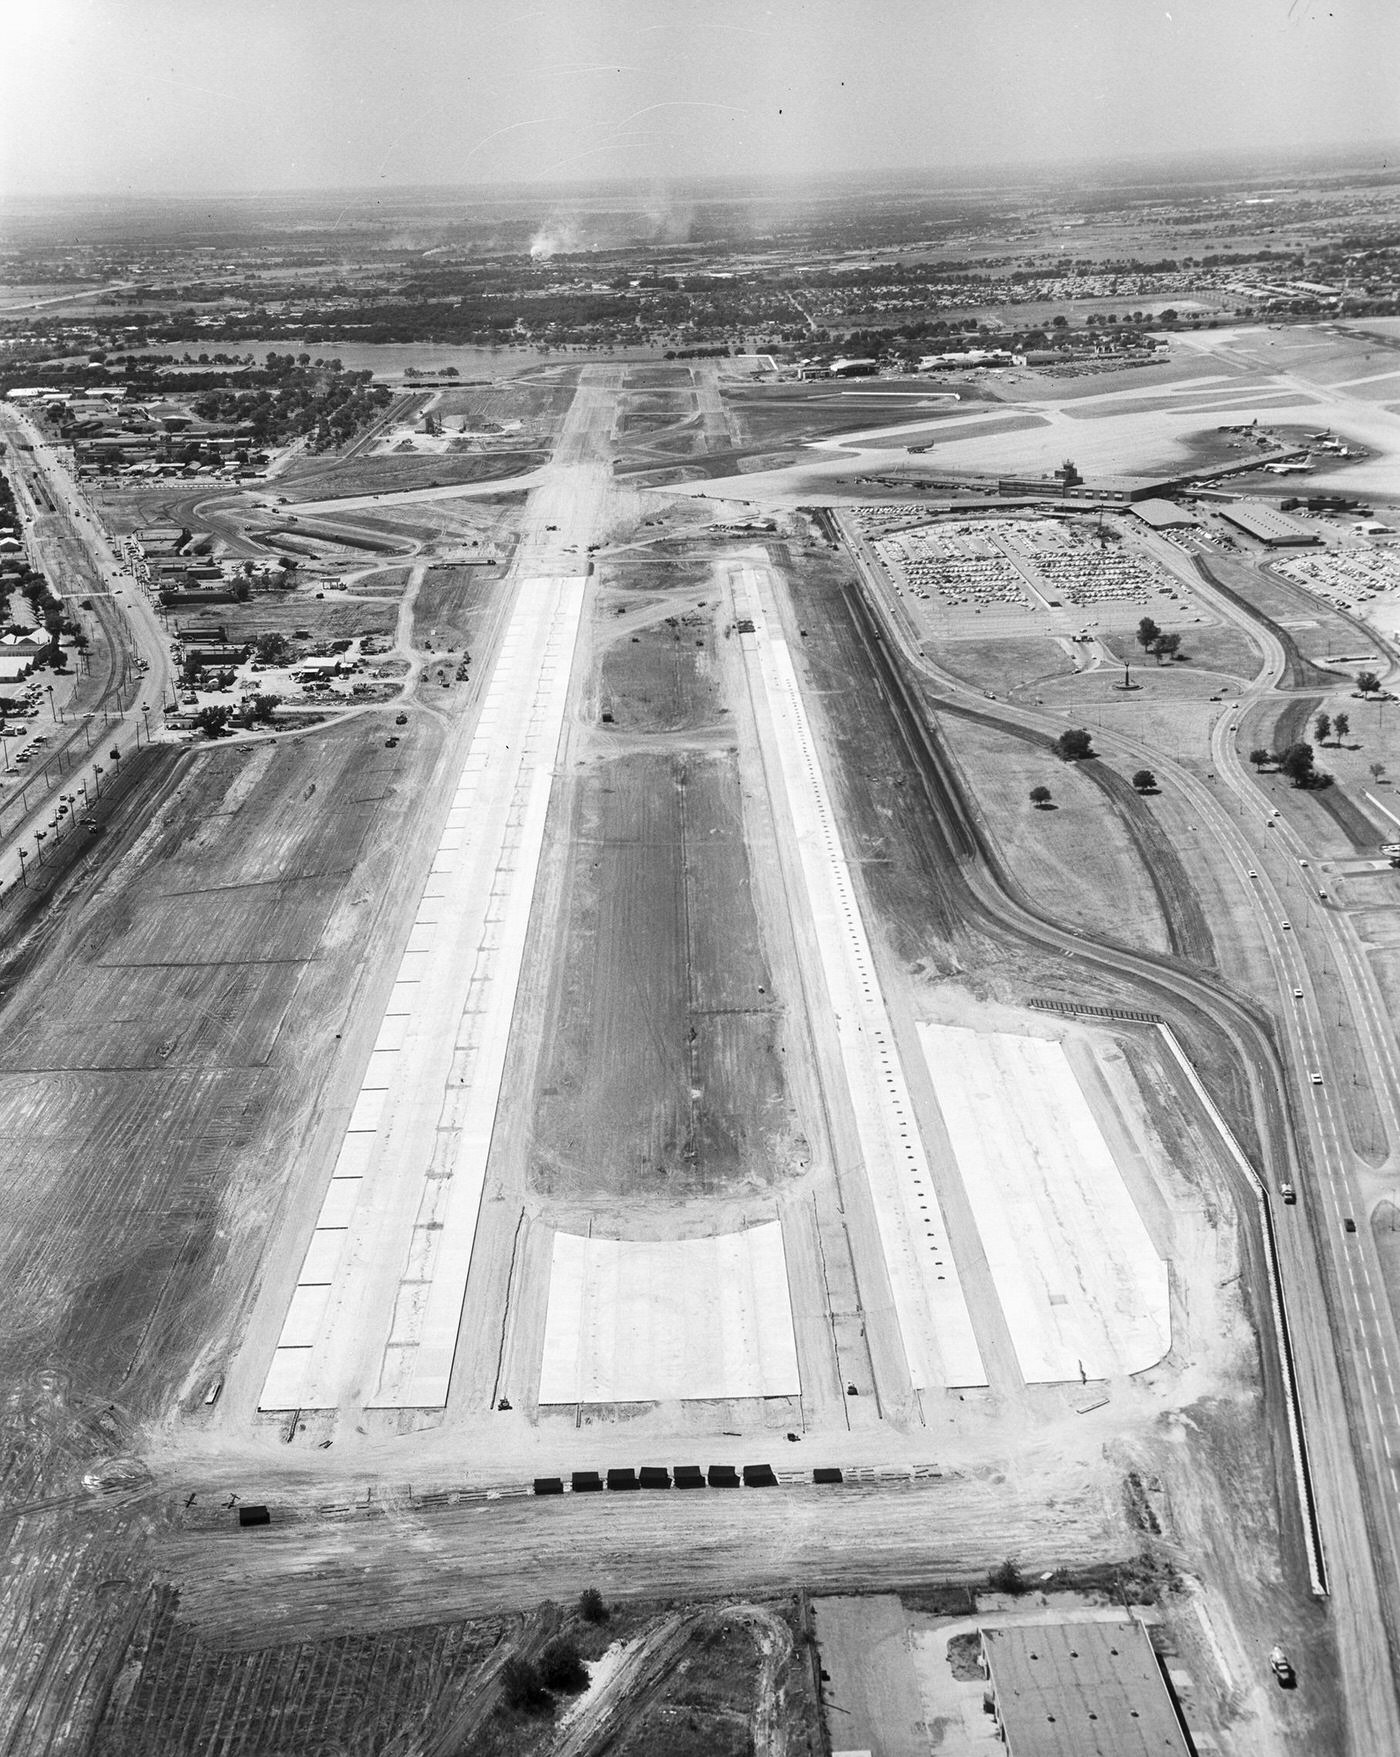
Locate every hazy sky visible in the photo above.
<box><xmin>5</xmin><ymin>0</ymin><xmax>1398</xmax><ymax>197</ymax></box>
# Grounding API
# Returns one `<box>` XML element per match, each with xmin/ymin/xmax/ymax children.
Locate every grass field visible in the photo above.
<box><xmin>935</xmin><ymin>712</ymin><xmax>1173</xmax><ymax>954</ymax></box>
<box><xmin>1098</xmin><ymin>620</ymin><xmax>1263</xmax><ymax>680</ymax></box>
<box><xmin>933</xmin><ymin>633</ymin><xmax>1076</xmax><ymax>694</ymax></box>
<box><xmin>277</xmin><ymin>450</ymin><xmax>545</xmax><ymax>500</ymax></box>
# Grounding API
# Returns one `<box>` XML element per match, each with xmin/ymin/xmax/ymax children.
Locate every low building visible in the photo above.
<box><xmin>1218</xmin><ymin>501</ymin><xmax>1320</xmax><ymax>547</ymax></box>
<box><xmin>1132</xmin><ymin>498</ymin><xmax>1199</xmax><ymax>531</ymax></box>
<box><xmin>981</xmin><ymin>1620</ymin><xmax>1191</xmax><ymax>1757</ymax></box>
<box><xmin>0</xmin><ymin>629</ymin><xmax>47</xmax><ymax>660</ymax></box>
<box><xmin>829</xmin><ymin>357</ymin><xmax>880</xmax><ymax>377</ymax></box>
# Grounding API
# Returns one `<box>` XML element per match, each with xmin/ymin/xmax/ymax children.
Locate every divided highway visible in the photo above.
<box><xmin>839</xmin><ymin>511</ymin><xmax>1400</xmax><ymax>1755</ymax></box>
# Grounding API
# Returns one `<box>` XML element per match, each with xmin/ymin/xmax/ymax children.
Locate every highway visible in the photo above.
<box><xmin>0</xmin><ymin>406</ymin><xmax>173</xmax><ymax>890</ymax></box>
<box><xmin>840</xmin><ymin>508</ymin><xmax>1400</xmax><ymax>1752</ymax></box>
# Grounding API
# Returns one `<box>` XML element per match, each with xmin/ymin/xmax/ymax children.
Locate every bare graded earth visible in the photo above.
<box><xmin>530</xmin><ymin>747</ymin><xmax>797</xmax><ymax>1204</ymax></box>
<box><xmin>0</xmin><ymin>356</ymin><xmax>1357</xmax><ymax>1757</ymax></box>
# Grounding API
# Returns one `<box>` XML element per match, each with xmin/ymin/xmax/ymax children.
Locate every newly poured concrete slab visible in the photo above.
<box><xmin>917</xmin><ymin>1022</ymin><xmax>1170</xmax><ymax>1383</ymax></box>
<box><xmin>260</xmin><ymin>576</ymin><xmax>585</xmax><ymax>1412</ymax></box>
<box><xmin>538</xmin><ymin>1222</ymin><xmax>801</xmax><ymax>1404</ymax></box>
<box><xmin>738</xmin><ymin>568</ymin><xmax>986</xmax><ymax>1391</ymax></box>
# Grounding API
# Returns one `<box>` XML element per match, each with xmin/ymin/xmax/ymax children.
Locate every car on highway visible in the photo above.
<box><xmin>1299</xmin><ymin>858</ymin><xmax>1309</xmax><ymax>867</ymax></box>
<box><xmin>1310</xmin><ymin>1072</ymin><xmax>1323</xmax><ymax>1085</ymax></box>
<box><xmin>1293</xmin><ymin>986</ymin><xmax>1304</xmax><ymax>999</ymax></box>
<box><xmin>1317</xmin><ymin>889</ymin><xmax>1328</xmax><ymax>900</ymax></box>
<box><xmin>1280</xmin><ymin>1182</ymin><xmax>1297</xmax><ymax>1205</ymax></box>
<box><xmin>1344</xmin><ymin>1218</ymin><xmax>1357</xmax><ymax>1234</ymax></box>
<box><xmin>1248</xmin><ymin>869</ymin><xmax>1257</xmax><ymax>878</ymax></box>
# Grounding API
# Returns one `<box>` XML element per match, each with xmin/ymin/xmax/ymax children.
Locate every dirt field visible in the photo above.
<box><xmin>411</xmin><ymin>564</ymin><xmax>506</xmax><ymax>650</ymax></box>
<box><xmin>221</xmin><ymin>590</ymin><xmax>398</xmax><ymax>645</ymax></box>
<box><xmin>530</xmin><ymin>749</ymin><xmax>798</xmax><ymax>1201</ymax></box>
<box><xmin>595</xmin><ymin>610</ymin><xmax>720</xmax><ymax>731</ymax></box>
<box><xmin>0</xmin><ymin>360</ymin><xmax>1357</xmax><ymax>1756</ymax></box>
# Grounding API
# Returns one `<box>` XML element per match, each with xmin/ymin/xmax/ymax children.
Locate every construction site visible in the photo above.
<box><xmin>5</xmin><ymin>308</ymin><xmax>1400</xmax><ymax>1757</ymax></box>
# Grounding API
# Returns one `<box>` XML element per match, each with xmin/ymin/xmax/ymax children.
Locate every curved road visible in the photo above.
<box><xmin>840</xmin><ymin>508</ymin><xmax>1400</xmax><ymax>1752</ymax></box>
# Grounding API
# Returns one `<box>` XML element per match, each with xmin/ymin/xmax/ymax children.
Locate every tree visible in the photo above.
<box><xmin>194</xmin><ymin>705</ymin><xmax>231</xmax><ymax>738</ymax></box>
<box><xmin>1278</xmin><ymin>741</ymin><xmax>1316</xmax><ymax>787</ymax></box>
<box><xmin>1054</xmin><ymin>728</ymin><xmax>1094</xmax><ymax>761</ymax></box>
<box><xmin>1370</xmin><ymin>761</ymin><xmax>1386</xmax><ymax>782</ymax></box>
<box><xmin>1132</xmin><ymin>769</ymin><xmax>1156</xmax><ymax>792</ymax></box>
<box><xmin>988</xmin><ymin>1559</ymin><xmax>1028</xmax><ymax>1596</ymax></box>
<box><xmin>1333</xmin><ymin>711</ymin><xmax>1350</xmax><ymax>743</ymax></box>
<box><xmin>1136</xmin><ymin>616</ymin><xmax>1162</xmax><ymax>652</ymax></box>
<box><xmin>1315</xmin><ymin>711</ymin><xmax>1332</xmax><ymax>745</ymax></box>
<box><xmin>499</xmin><ymin>1655</ymin><xmax>547</xmax><ymax>1712</ymax></box>
<box><xmin>1030</xmin><ymin>785</ymin><xmax>1052</xmax><ymax>809</ymax></box>
<box><xmin>1249</xmin><ymin>747</ymin><xmax>1272</xmax><ymax>769</ymax></box>
<box><xmin>538</xmin><ymin>1636</ymin><xmax>588</xmax><ymax>1694</ymax></box>
<box><xmin>255</xmin><ymin>632</ymin><xmax>291</xmax><ymax>664</ymax></box>
<box><xmin>1357</xmin><ymin>670</ymin><xmax>1380</xmax><ymax>697</ymax></box>
<box><xmin>579</xmin><ymin>1587</ymin><xmax>609</xmax><ymax>1625</ymax></box>
<box><xmin>1151</xmin><ymin>632</ymin><xmax>1182</xmax><ymax>663</ymax></box>
<box><xmin>250</xmin><ymin>693</ymin><xmax>280</xmax><ymax>723</ymax></box>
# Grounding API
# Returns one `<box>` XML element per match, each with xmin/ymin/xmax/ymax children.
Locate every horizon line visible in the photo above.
<box><xmin>5</xmin><ymin>136</ymin><xmax>1399</xmax><ymax>210</ymax></box>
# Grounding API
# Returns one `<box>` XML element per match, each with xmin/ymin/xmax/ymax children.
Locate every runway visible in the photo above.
<box><xmin>735</xmin><ymin>565</ymin><xmax>986</xmax><ymax>1391</ymax></box>
<box><xmin>261</xmin><ymin>574</ymin><xmax>585</xmax><ymax>1412</ymax></box>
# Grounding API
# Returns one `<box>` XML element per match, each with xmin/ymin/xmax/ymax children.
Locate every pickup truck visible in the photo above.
<box><xmin>1270</xmin><ymin>1646</ymin><xmax>1296</xmax><ymax>1688</ymax></box>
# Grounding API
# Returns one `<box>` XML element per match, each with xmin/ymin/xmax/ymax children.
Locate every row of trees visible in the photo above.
<box><xmin>1248</xmin><ymin>741</ymin><xmax>1328</xmax><ymax>788</ymax></box>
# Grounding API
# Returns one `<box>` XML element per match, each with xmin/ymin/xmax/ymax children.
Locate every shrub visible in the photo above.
<box><xmin>579</xmin><ymin>1586</ymin><xmax>609</xmax><ymax>1624</ymax></box>
<box><xmin>988</xmin><ymin>1559</ymin><xmax>1028</xmax><ymax>1595</ymax></box>
<box><xmin>499</xmin><ymin>1655</ymin><xmax>547</xmax><ymax>1712</ymax></box>
<box><xmin>1053</xmin><ymin>728</ymin><xmax>1093</xmax><ymax>761</ymax></box>
<box><xmin>539</xmin><ymin>1636</ymin><xmax>589</xmax><ymax>1694</ymax></box>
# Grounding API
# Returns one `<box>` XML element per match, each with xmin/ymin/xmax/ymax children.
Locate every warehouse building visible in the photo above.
<box><xmin>1218</xmin><ymin>501</ymin><xmax>1320</xmax><ymax>547</ymax></box>
<box><xmin>1132</xmin><ymin>498</ymin><xmax>1199</xmax><ymax>531</ymax></box>
<box><xmin>980</xmin><ymin>1620</ymin><xmax>1191</xmax><ymax>1757</ymax></box>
